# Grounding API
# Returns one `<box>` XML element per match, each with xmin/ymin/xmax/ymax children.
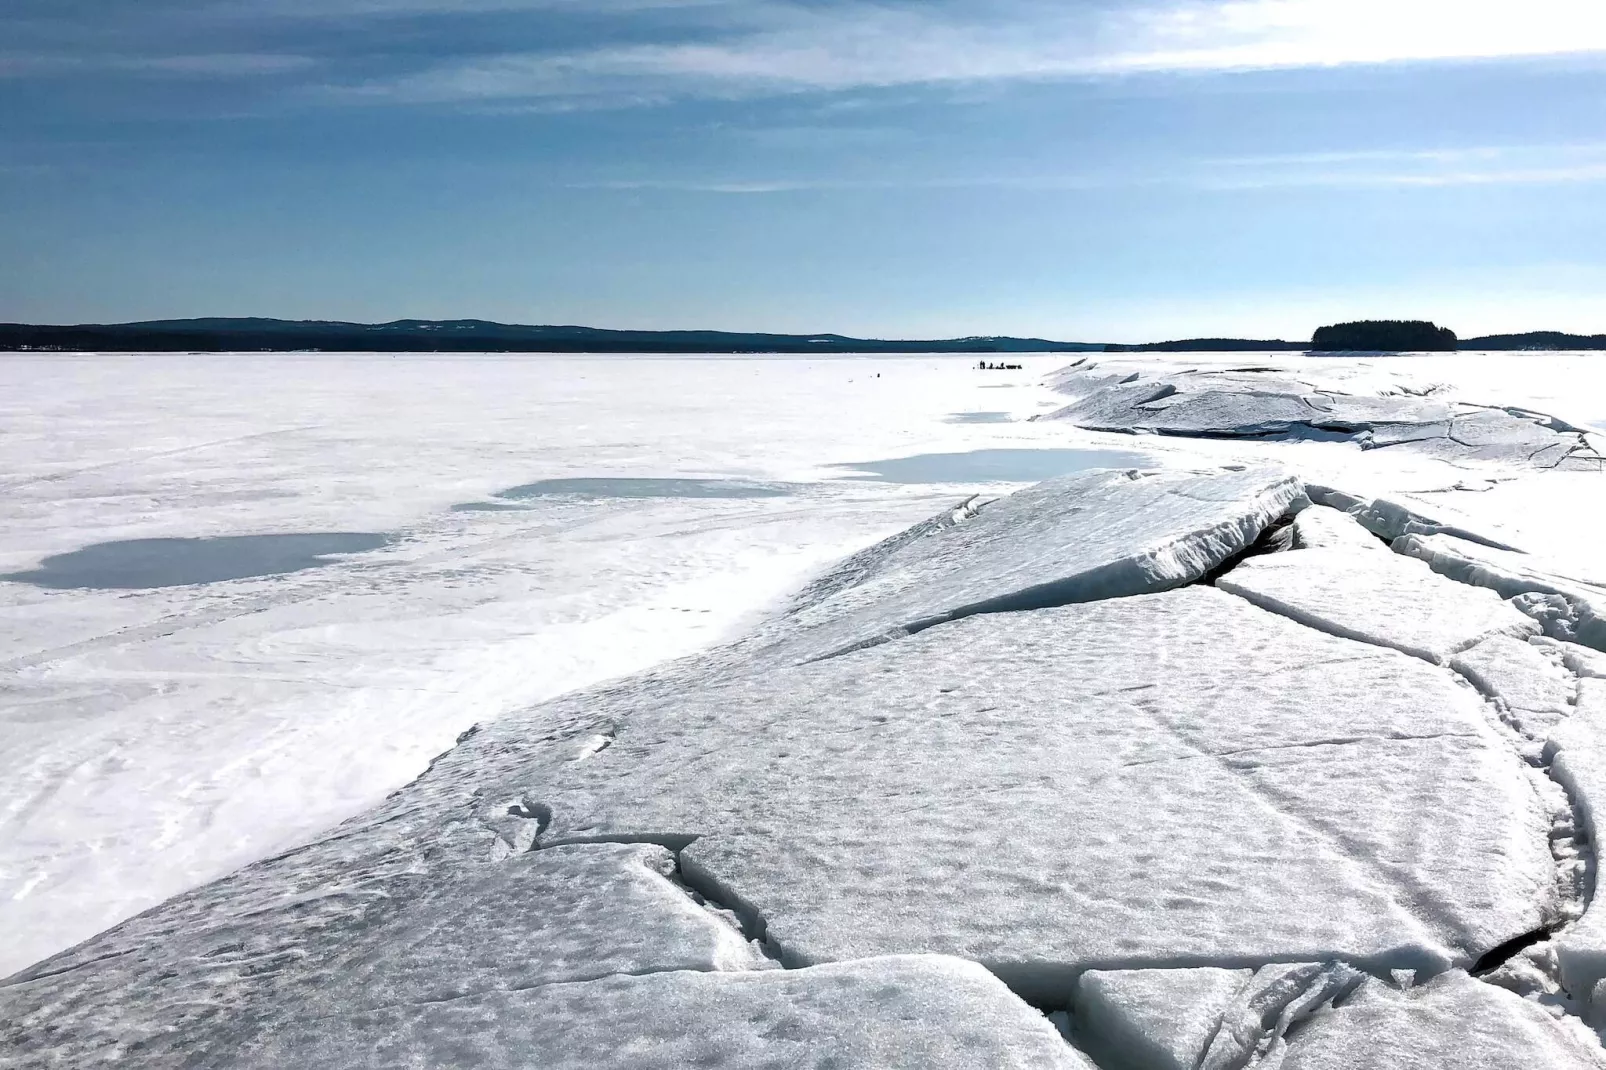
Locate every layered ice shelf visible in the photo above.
<box><xmin>5</xmin><ymin>462</ymin><xmax>1581</xmax><ymax>1069</ymax></box>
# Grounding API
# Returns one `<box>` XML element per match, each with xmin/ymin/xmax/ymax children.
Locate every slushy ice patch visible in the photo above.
<box><xmin>2</xmin><ymin>533</ymin><xmax>391</xmax><ymax>590</ymax></box>
<box><xmin>943</xmin><ymin>411</ymin><xmax>1013</xmax><ymax>424</ymax></box>
<box><xmin>471</xmin><ymin>478</ymin><xmax>795</xmax><ymax>506</ymax></box>
<box><xmin>835</xmin><ymin>448</ymin><xmax>1154</xmax><ymax>484</ymax></box>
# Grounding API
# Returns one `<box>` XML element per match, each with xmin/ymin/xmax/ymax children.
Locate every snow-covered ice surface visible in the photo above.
<box><xmin>7</xmin><ymin>349</ymin><xmax>1606</xmax><ymax>1068</ymax></box>
<box><xmin>235</xmin><ymin>955</ymin><xmax>1095</xmax><ymax>1070</ymax></box>
<box><xmin>0</xmin><ymin>351</ymin><xmax>1094</xmax><ymax>975</ymax></box>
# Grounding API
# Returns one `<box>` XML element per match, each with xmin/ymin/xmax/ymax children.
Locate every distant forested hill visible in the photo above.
<box><xmin>1103</xmin><ymin>338</ymin><xmax>1308</xmax><ymax>352</ymax></box>
<box><xmin>0</xmin><ymin>318</ymin><xmax>1104</xmax><ymax>354</ymax></box>
<box><xmin>1461</xmin><ymin>331</ymin><xmax>1606</xmax><ymax>351</ymax></box>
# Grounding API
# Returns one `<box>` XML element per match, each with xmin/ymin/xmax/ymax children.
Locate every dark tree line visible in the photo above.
<box><xmin>1310</xmin><ymin>321</ymin><xmax>1457</xmax><ymax>352</ymax></box>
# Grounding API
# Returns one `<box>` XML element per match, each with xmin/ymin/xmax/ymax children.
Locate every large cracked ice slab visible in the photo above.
<box><xmin>755</xmin><ymin>465</ymin><xmax>1302</xmax><ymax>660</ymax></box>
<box><xmin>1043</xmin><ymin>360</ymin><xmax>1602</xmax><ymax>468</ymax></box>
<box><xmin>1075</xmin><ymin>966</ymin><xmax>1606</xmax><ymax>1070</ymax></box>
<box><xmin>511</xmin><ymin>588</ymin><xmax>1553</xmax><ymax>993</ymax></box>
<box><xmin>229</xmin><ymin>955</ymin><xmax>1094</xmax><ymax>1070</ymax></box>
<box><xmin>1217</xmin><ymin>545</ymin><xmax>1539</xmax><ymax>664</ymax></box>
<box><xmin>1395</xmin><ymin>532</ymin><xmax>1606</xmax><ymax>653</ymax></box>
<box><xmin>1282</xmin><ymin>971</ymin><xmax>1606</xmax><ymax>1069</ymax></box>
<box><xmin>0</xmin><ymin>843</ymin><xmax>766</xmax><ymax>1067</ymax></box>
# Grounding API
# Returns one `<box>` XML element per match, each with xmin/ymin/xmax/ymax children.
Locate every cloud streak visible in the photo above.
<box><xmin>328</xmin><ymin>0</ymin><xmax>1606</xmax><ymax>105</ymax></box>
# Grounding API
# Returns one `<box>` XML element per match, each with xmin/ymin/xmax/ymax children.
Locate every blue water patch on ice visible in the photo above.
<box><xmin>944</xmin><ymin>411</ymin><xmax>1013</xmax><ymax>424</ymax></box>
<box><xmin>472</xmin><ymin>478</ymin><xmax>795</xmax><ymax>505</ymax></box>
<box><xmin>835</xmin><ymin>448</ymin><xmax>1154</xmax><ymax>484</ymax></box>
<box><xmin>2</xmin><ymin>533</ymin><xmax>391</xmax><ymax>590</ymax></box>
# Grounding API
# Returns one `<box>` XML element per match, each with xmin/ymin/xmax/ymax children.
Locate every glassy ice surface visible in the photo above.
<box><xmin>836</xmin><ymin>447</ymin><xmax>1154</xmax><ymax>483</ymax></box>
<box><xmin>1</xmin><ymin>533</ymin><xmax>390</xmax><ymax>590</ymax></box>
<box><xmin>943</xmin><ymin>411</ymin><xmax>1012</xmax><ymax>424</ymax></box>
<box><xmin>493</xmin><ymin>477</ymin><xmax>795</xmax><ymax>501</ymax></box>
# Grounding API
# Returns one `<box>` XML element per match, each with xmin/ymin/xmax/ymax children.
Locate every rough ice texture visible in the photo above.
<box><xmin>1078</xmin><ymin>964</ymin><xmax>1606</xmax><ymax>1070</ymax></box>
<box><xmin>1073</xmin><ymin>966</ymin><xmax>1251</xmax><ymax>1070</ymax></box>
<box><xmin>0</xmin><ymin>843</ymin><xmax>766</xmax><ymax>1066</ymax></box>
<box><xmin>1042</xmin><ymin>360</ymin><xmax>1603</xmax><ymax>469</ymax></box>
<box><xmin>0</xmin><ymin>588</ymin><xmax>1558</xmax><ymax>1062</ymax></box>
<box><xmin>1280</xmin><ymin>971</ymin><xmax>1606</xmax><ymax>1069</ymax></box>
<box><xmin>0</xmin><ymin>461</ymin><xmax>1582</xmax><ymax>1067</ymax></box>
<box><xmin>1217</xmin><ymin>546</ymin><xmax>1540</xmax><ymax>665</ymax></box>
<box><xmin>231</xmin><ymin>955</ymin><xmax>1094</xmax><ymax>1070</ymax></box>
<box><xmin>1452</xmin><ymin>636</ymin><xmax>1578</xmax><ymax>738</ymax></box>
<box><xmin>1291</xmin><ymin>504</ymin><xmax>1385</xmax><ymax>553</ymax></box>
<box><xmin>1548</xmin><ymin>680</ymin><xmax>1606</xmax><ymax>1012</ymax></box>
<box><xmin>1199</xmin><ymin>962</ymin><xmax>1367</xmax><ymax>1070</ymax></box>
<box><xmin>1395</xmin><ymin>532</ymin><xmax>1606</xmax><ymax>652</ymax></box>
<box><xmin>749</xmin><ymin>465</ymin><xmax>1304</xmax><ymax>661</ymax></box>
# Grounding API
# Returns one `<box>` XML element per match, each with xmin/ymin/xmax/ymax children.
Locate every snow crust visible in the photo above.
<box><xmin>1078</xmin><ymin>965</ymin><xmax>1606</xmax><ymax>1069</ymax></box>
<box><xmin>0</xmin><ymin>843</ymin><xmax>767</xmax><ymax>1065</ymax></box>
<box><xmin>230</xmin><ymin>955</ymin><xmax>1094</xmax><ymax>1070</ymax></box>
<box><xmin>1217</xmin><ymin>545</ymin><xmax>1539</xmax><ymax>665</ymax></box>
<box><xmin>1283</xmin><ymin>970</ymin><xmax>1606</xmax><ymax>1069</ymax></box>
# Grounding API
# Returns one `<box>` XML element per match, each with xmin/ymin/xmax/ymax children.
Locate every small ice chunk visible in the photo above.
<box><xmin>1200</xmin><ymin>962</ymin><xmax>1366</xmax><ymax>1070</ymax></box>
<box><xmin>1451</xmin><ymin>635</ymin><xmax>1577</xmax><ymax>737</ymax></box>
<box><xmin>1074</xmin><ymin>967</ymin><xmax>1251</xmax><ymax>1070</ymax></box>
<box><xmin>229</xmin><ymin>955</ymin><xmax>1096</xmax><ymax>1070</ymax></box>
<box><xmin>1217</xmin><ymin>547</ymin><xmax>1539</xmax><ymax>665</ymax></box>
<box><xmin>1280</xmin><ymin>970</ymin><xmax>1606</xmax><ymax>1069</ymax></box>
<box><xmin>1292</xmin><ymin>505</ymin><xmax>1385</xmax><ymax>552</ymax></box>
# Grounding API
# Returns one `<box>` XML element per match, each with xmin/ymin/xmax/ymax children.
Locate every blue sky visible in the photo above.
<box><xmin>3</xmin><ymin>0</ymin><xmax>1605</xmax><ymax>341</ymax></box>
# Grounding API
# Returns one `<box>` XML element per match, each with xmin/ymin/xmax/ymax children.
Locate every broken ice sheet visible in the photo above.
<box><xmin>1217</xmin><ymin>545</ymin><xmax>1538</xmax><ymax>665</ymax></box>
<box><xmin>1451</xmin><ymin>635</ymin><xmax>1577</xmax><ymax>738</ymax></box>
<box><xmin>1281</xmin><ymin>971</ymin><xmax>1606</xmax><ymax>1069</ymax></box>
<box><xmin>756</xmin><ymin>464</ymin><xmax>1303</xmax><ymax>661</ymax></box>
<box><xmin>229</xmin><ymin>955</ymin><xmax>1095</xmax><ymax>1070</ymax></box>
<box><xmin>1074</xmin><ymin>966</ymin><xmax>1605</xmax><ymax>1070</ymax></box>
<box><xmin>0</xmin><ymin>843</ymin><xmax>766</xmax><ymax>1066</ymax></box>
<box><xmin>523</xmin><ymin>588</ymin><xmax>1554</xmax><ymax>993</ymax></box>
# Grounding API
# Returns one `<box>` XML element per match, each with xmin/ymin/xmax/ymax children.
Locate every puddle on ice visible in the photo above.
<box><xmin>2</xmin><ymin>533</ymin><xmax>391</xmax><ymax>590</ymax></box>
<box><xmin>836</xmin><ymin>448</ymin><xmax>1154</xmax><ymax>484</ymax></box>
<box><xmin>944</xmin><ymin>411</ymin><xmax>1013</xmax><ymax>424</ymax></box>
<box><xmin>467</xmin><ymin>478</ymin><xmax>795</xmax><ymax>506</ymax></box>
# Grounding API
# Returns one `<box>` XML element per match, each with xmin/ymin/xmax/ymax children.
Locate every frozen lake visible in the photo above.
<box><xmin>0</xmin><ymin>351</ymin><xmax>1116</xmax><ymax>975</ymax></box>
<box><xmin>3</xmin><ymin>348</ymin><xmax>1605</xmax><ymax>984</ymax></box>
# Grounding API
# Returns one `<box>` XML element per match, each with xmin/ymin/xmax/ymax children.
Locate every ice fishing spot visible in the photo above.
<box><xmin>832</xmin><ymin>448</ymin><xmax>1155</xmax><ymax>484</ymax></box>
<box><xmin>1</xmin><ymin>533</ymin><xmax>392</xmax><ymax>590</ymax></box>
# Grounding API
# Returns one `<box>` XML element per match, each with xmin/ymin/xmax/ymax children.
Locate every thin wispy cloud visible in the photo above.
<box><xmin>329</xmin><ymin>0</ymin><xmax>1606</xmax><ymax>105</ymax></box>
<box><xmin>1198</xmin><ymin>142</ymin><xmax>1606</xmax><ymax>189</ymax></box>
<box><xmin>570</xmin><ymin>142</ymin><xmax>1606</xmax><ymax>195</ymax></box>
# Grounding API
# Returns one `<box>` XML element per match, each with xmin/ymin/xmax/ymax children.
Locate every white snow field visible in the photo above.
<box><xmin>6</xmin><ymin>349</ymin><xmax>1606</xmax><ymax>1068</ymax></box>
